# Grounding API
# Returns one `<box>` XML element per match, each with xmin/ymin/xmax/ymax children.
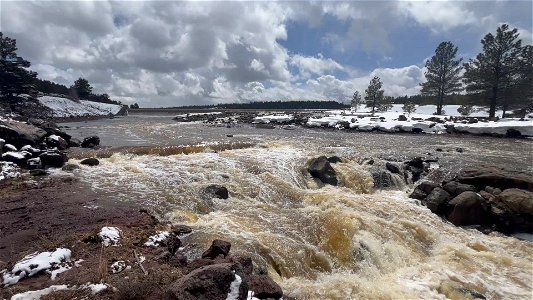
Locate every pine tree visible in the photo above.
<box><xmin>402</xmin><ymin>101</ymin><xmax>416</xmax><ymax>116</ymax></box>
<box><xmin>0</xmin><ymin>32</ymin><xmax>37</xmax><ymax>103</ymax></box>
<box><xmin>365</xmin><ymin>76</ymin><xmax>385</xmax><ymax>115</ymax></box>
<box><xmin>463</xmin><ymin>24</ymin><xmax>523</xmax><ymax>119</ymax></box>
<box><xmin>351</xmin><ymin>91</ymin><xmax>362</xmax><ymax>111</ymax></box>
<box><xmin>420</xmin><ymin>41</ymin><xmax>463</xmax><ymax>115</ymax></box>
<box><xmin>71</xmin><ymin>77</ymin><xmax>93</xmax><ymax>99</ymax></box>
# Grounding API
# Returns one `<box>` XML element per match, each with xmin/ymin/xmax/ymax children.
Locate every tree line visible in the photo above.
<box><xmin>351</xmin><ymin>24</ymin><xmax>532</xmax><ymax>118</ymax></box>
<box><xmin>0</xmin><ymin>32</ymin><xmax>122</xmax><ymax>107</ymax></box>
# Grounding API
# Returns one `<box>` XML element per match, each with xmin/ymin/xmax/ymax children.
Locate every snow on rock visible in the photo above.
<box><xmin>453</xmin><ymin>119</ymin><xmax>533</xmax><ymax>136</ymax></box>
<box><xmin>10</xmin><ymin>284</ymin><xmax>69</xmax><ymax>300</ymax></box>
<box><xmin>83</xmin><ymin>283</ymin><xmax>109</xmax><ymax>294</ymax></box>
<box><xmin>38</xmin><ymin>96</ymin><xmax>123</xmax><ymax>118</ymax></box>
<box><xmin>111</xmin><ymin>261</ymin><xmax>127</xmax><ymax>274</ymax></box>
<box><xmin>226</xmin><ymin>273</ymin><xmax>243</xmax><ymax>300</ymax></box>
<box><xmin>99</xmin><ymin>227</ymin><xmax>121</xmax><ymax>247</ymax></box>
<box><xmin>0</xmin><ymin>161</ymin><xmax>20</xmax><ymax>181</ymax></box>
<box><xmin>253</xmin><ymin>114</ymin><xmax>294</xmax><ymax>124</ymax></box>
<box><xmin>144</xmin><ymin>231</ymin><xmax>171</xmax><ymax>247</ymax></box>
<box><xmin>2</xmin><ymin>248</ymin><xmax>72</xmax><ymax>287</ymax></box>
<box><xmin>4</xmin><ymin>144</ymin><xmax>17</xmax><ymax>151</ymax></box>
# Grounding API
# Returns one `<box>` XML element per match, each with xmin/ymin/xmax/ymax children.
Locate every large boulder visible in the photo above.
<box><xmin>247</xmin><ymin>275</ymin><xmax>283</xmax><ymax>299</ymax></box>
<box><xmin>442</xmin><ymin>181</ymin><xmax>477</xmax><ymax>197</ymax></box>
<box><xmin>45</xmin><ymin>135</ymin><xmax>69</xmax><ymax>150</ymax></box>
<box><xmin>0</xmin><ymin>120</ymin><xmax>47</xmax><ymax>148</ymax></box>
<box><xmin>81</xmin><ymin>136</ymin><xmax>100</xmax><ymax>148</ymax></box>
<box><xmin>372</xmin><ymin>170</ymin><xmax>403</xmax><ymax>189</ymax></box>
<box><xmin>454</xmin><ymin>167</ymin><xmax>533</xmax><ymax>192</ymax></box>
<box><xmin>308</xmin><ymin>156</ymin><xmax>338</xmax><ymax>186</ymax></box>
<box><xmin>491</xmin><ymin>189</ymin><xmax>533</xmax><ymax>233</ymax></box>
<box><xmin>447</xmin><ymin>192</ymin><xmax>490</xmax><ymax>226</ymax></box>
<box><xmin>166</xmin><ymin>263</ymin><xmax>247</xmax><ymax>300</ymax></box>
<box><xmin>425</xmin><ymin>187</ymin><xmax>451</xmax><ymax>214</ymax></box>
<box><xmin>39</xmin><ymin>150</ymin><xmax>67</xmax><ymax>168</ymax></box>
<box><xmin>1</xmin><ymin>151</ymin><xmax>32</xmax><ymax>166</ymax></box>
<box><xmin>385</xmin><ymin>162</ymin><xmax>401</xmax><ymax>174</ymax></box>
<box><xmin>409</xmin><ymin>181</ymin><xmax>440</xmax><ymax>200</ymax></box>
<box><xmin>202</xmin><ymin>239</ymin><xmax>232</xmax><ymax>259</ymax></box>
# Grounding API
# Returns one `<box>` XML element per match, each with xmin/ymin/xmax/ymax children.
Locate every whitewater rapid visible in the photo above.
<box><xmin>69</xmin><ymin>141</ymin><xmax>532</xmax><ymax>299</ymax></box>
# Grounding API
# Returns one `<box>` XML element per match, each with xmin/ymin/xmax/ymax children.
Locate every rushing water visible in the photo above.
<box><xmin>61</xmin><ymin>114</ymin><xmax>533</xmax><ymax>299</ymax></box>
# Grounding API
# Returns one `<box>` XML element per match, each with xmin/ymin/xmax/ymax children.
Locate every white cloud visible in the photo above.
<box><xmin>290</xmin><ymin>54</ymin><xmax>345</xmax><ymax>79</ymax></box>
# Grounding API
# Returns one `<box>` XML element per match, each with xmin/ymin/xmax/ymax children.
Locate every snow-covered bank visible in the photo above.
<box><xmin>38</xmin><ymin>96</ymin><xmax>126</xmax><ymax>119</ymax></box>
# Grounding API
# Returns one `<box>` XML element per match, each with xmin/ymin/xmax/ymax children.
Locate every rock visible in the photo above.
<box><xmin>398</xmin><ymin>115</ymin><xmax>407</xmax><ymax>121</ymax></box>
<box><xmin>455</xmin><ymin>147</ymin><xmax>464</xmax><ymax>153</ymax></box>
<box><xmin>0</xmin><ymin>120</ymin><xmax>47</xmax><ymax>148</ymax></box>
<box><xmin>447</xmin><ymin>191</ymin><xmax>490</xmax><ymax>226</ymax></box>
<box><xmin>171</xmin><ymin>224</ymin><xmax>193</xmax><ymax>236</ymax></box>
<box><xmin>20</xmin><ymin>145</ymin><xmax>41</xmax><ymax>157</ymax></box>
<box><xmin>62</xmin><ymin>164</ymin><xmax>80</xmax><ymax>171</ymax></box>
<box><xmin>506</xmin><ymin>128</ymin><xmax>522</xmax><ymax>138</ymax></box>
<box><xmin>39</xmin><ymin>150</ymin><xmax>67</xmax><ymax>168</ymax></box>
<box><xmin>81</xmin><ymin>136</ymin><xmax>100</xmax><ymax>148</ymax></box>
<box><xmin>485</xmin><ymin>186</ymin><xmax>502</xmax><ymax>196</ymax></box>
<box><xmin>166</xmin><ymin>235</ymin><xmax>182</xmax><ymax>255</ymax></box>
<box><xmin>0</xmin><ymin>139</ymin><xmax>5</xmax><ymax>154</ymax></box>
<box><xmin>1</xmin><ymin>151</ymin><xmax>32</xmax><ymax>166</ymax></box>
<box><xmin>204</xmin><ymin>184</ymin><xmax>229</xmax><ymax>199</ymax></box>
<box><xmin>26</xmin><ymin>158</ymin><xmax>42</xmax><ymax>170</ymax></box>
<box><xmin>247</xmin><ymin>275</ymin><xmax>283</xmax><ymax>300</ymax></box>
<box><xmin>425</xmin><ymin>187</ymin><xmax>452</xmax><ymax>214</ymax></box>
<box><xmin>372</xmin><ymin>170</ymin><xmax>403</xmax><ymax>189</ymax></box>
<box><xmin>166</xmin><ymin>263</ymin><xmax>247</xmax><ymax>300</ymax></box>
<box><xmin>80</xmin><ymin>158</ymin><xmax>100</xmax><ymax>166</ymax></box>
<box><xmin>442</xmin><ymin>181</ymin><xmax>477</xmax><ymax>196</ymax></box>
<box><xmin>42</xmin><ymin>127</ymin><xmax>71</xmax><ymax>142</ymax></box>
<box><xmin>491</xmin><ymin>189</ymin><xmax>533</xmax><ymax>233</ymax></box>
<box><xmin>409</xmin><ymin>181</ymin><xmax>440</xmax><ymax>201</ymax></box>
<box><xmin>168</xmin><ymin>253</ymin><xmax>188</xmax><ymax>267</ymax></box>
<box><xmin>29</xmin><ymin>169</ymin><xmax>48</xmax><ymax>176</ymax></box>
<box><xmin>45</xmin><ymin>135</ymin><xmax>69</xmax><ymax>150</ymax></box>
<box><xmin>454</xmin><ymin>167</ymin><xmax>533</xmax><ymax>192</ymax></box>
<box><xmin>436</xmin><ymin>148</ymin><xmax>443</xmax><ymax>152</ymax></box>
<box><xmin>385</xmin><ymin>162</ymin><xmax>401</xmax><ymax>174</ymax></box>
<box><xmin>327</xmin><ymin>156</ymin><xmax>343</xmax><ymax>164</ymax></box>
<box><xmin>406</xmin><ymin>157</ymin><xmax>424</xmax><ymax>169</ymax></box>
<box><xmin>232</xmin><ymin>255</ymin><xmax>253</xmax><ymax>275</ymax></box>
<box><xmin>479</xmin><ymin>190</ymin><xmax>494</xmax><ymax>201</ymax></box>
<box><xmin>68</xmin><ymin>138</ymin><xmax>81</xmax><ymax>147</ymax></box>
<box><xmin>409</xmin><ymin>189</ymin><xmax>428</xmax><ymax>200</ymax></box>
<box><xmin>3</xmin><ymin>144</ymin><xmax>17</xmax><ymax>152</ymax></box>
<box><xmin>308</xmin><ymin>156</ymin><xmax>338</xmax><ymax>186</ymax></box>
<box><xmin>202</xmin><ymin>239</ymin><xmax>232</xmax><ymax>259</ymax></box>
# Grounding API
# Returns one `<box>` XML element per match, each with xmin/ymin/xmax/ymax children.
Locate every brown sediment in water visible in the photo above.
<box><xmin>67</xmin><ymin>142</ymin><xmax>256</xmax><ymax>159</ymax></box>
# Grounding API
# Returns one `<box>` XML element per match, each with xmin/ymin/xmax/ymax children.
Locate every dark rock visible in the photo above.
<box><xmin>456</xmin><ymin>288</ymin><xmax>486</xmax><ymax>300</ymax></box>
<box><xmin>0</xmin><ymin>120</ymin><xmax>47</xmax><ymax>148</ymax></box>
<box><xmin>454</xmin><ymin>167</ymin><xmax>533</xmax><ymax>192</ymax></box>
<box><xmin>385</xmin><ymin>162</ymin><xmax>401</xmax><ymax>174</ymax></box>
<box><xmin>447</xmin><ymin>191</ymin><xmax>490</xmax><ymax>226</ymax></box>
<box><xmin>425</xmin><ymin>187</ymin><xmax>452</xmax><ymax>214</ymax></box>
<box><xmin>166</xmin><ymin>235</ymin><xmax>182</xmax><ymax>255</ymax></box>
<box><xmin>442</xmin><ymin>181</ymin><xmax>477</xmax><ymax>196</ymax></box>
<box><xmin>408</xmin><ymin>165</ymin><xmax>424</xmax><ymax>182</ymax></box>
<box><xmin>29</xmin><ymin>169</ymin><xmax>48</xmax><ymax>176</ymax></box>
<box><xmin>308</xmin><ymin>156</ymin><xmax>338</xmax><ymax>186</ymax></box>
<box><xmin>327</xmin><ymin>156</ymin><xmax>343</xmax><ymax>164</ymax></box>
<box><xmin>61</xmin><ymin>164</ymin><xmax>80</xmax><ymax>171</ymax></box>
<box><xmin>479</xmin><ymin>190</ymin><xmax>494</xmax><ymax>201</ymax></box>
<box><xmin>166</xmin><ymin>263</ymin><xmax>247</xmax><ymax>300</ymax></box>
<box><xmin>255</xmin><ymin>124</ymin><xmax>275</xmax><ymax>129</ymax></box>
<box><xmin>26</xmin><ymin>158</ymin><xmax>42</xmax><ymax>170</ymax></box>
<box><xmin>81</xmin><ymin>136</ymin><xmax>100</xmax><ymax>148</ymax></box>
<box><xmin>505</xmin><ymin>128</ymin><xmax>522</xmax><ymax>138</ymax></box>
<box><xmin>39</xmin><ymin>150</ymin><xmax>67</xmax><ymax>168</ymax></box>
<box><xmin>406</xmin><ymin>157</ymin><xmax>424</xmax><ymax>169</ymax></box>
<box><xmin>20</xmin><ymin>145</ymin><xmax>41</xmax><ymax>157</ymax></box>
<box><xmin>171</xmin><ymin>224</ymin><xmax>193</xmax><ymax>236</ymax></box>
<box><xmin>455</xmin><ymin>147</ymin><xmax>464</xmax><ymax>153</ymax></box>
<box><xmin>42</xmin><ymin>127</ymin><xmax>71</xmax><ymax>142</ymax></box>
<box><xmin>80</xmin><ymin>158</ymin><xmax>99</xmax><ymax>166</ymax></box>
<box><xmin>68</xmin><ymin>138</ymin><xmax>81</xmax><ymax>147</ymax></box>
<box><xmin>398</xmin><ymin>115</ymin><xmax>407</xmax><ymax>121</ymax></box>
<box><xmin>168</xmin><ymin>253</ymin><xmax>188</xmax><ymax>267</ymax></box>
<box><xmin>248</xmin><ymin>275</ymin><xmax>283</xmax><ymax>300</ymax></box>
<box><xmin>491</xmin><ymin>189</ymin><xmax>533</xmax><ymax>233</ymax></box>
<box><xmin>204</xmin><ymin>184</ymin><xmax>229</xmax><ymax>199</ymax></box>
<box><xmin>416</xmin><ymin>181</ymin><xmax>440</xmax><ymax>194</ymax></box>
<box><xmin>372</xmin><ymin>170</ymin><xmax>403</xmax><ymax>189</ymax></box>
<box><xmin>485</xmin><ymin>186</ymin><xmax>502</xmax><ymax>196</ymax></box>
<box><xmin>45</xmin><ymin>135</ymin><xmax>68</xmax><ymax>150</ymax></box>
<box><xmin>232</xmin><ymin>255</ymin><xmax>253</xmax><ymax>275</ymax></box>
<box><xmin>409</xmin><ymin>189</ymin><xmax>428</xmax><ymax>200</ymax></box>
<box><xmin>1</xmin><ymin>151</ymin><xmax>32</xmax><ymax>166</ymax></box>
<box><xmin>202</xmin><ymin>239</ymin><xmax>232</xmax><ymax>259</ymax></box>
<box><xmin>436</xmin><ymin>148</ymin><xmax>443</xmax><ymax>152</ymax></box>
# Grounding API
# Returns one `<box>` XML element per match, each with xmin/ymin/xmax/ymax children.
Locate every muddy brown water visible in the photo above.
<box><xmin>58</xmin><ymin>114</ymin><xmax>533</xmax><ymax>299</ymax></box>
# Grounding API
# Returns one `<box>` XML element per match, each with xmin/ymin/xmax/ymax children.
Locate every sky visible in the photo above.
<box><xmin>1</xmin><ymin>0</ymin><xmax>532</xmax><ymax>107</ymax></box>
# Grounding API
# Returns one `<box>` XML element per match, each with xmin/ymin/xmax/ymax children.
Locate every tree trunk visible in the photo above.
<box><xmin>489</xmin><ymin>85</ymin><xmax>498</xmax><ymax>119</ymax></box>
<box><xmin>437</xmin><ymin>92</ymin><xmax>444</xmax><ymax>115</ymax></box>
<box><xmin>372</xmin><ymin>98</ymin><xmax>376</xmax><ymax>116</ymax></box>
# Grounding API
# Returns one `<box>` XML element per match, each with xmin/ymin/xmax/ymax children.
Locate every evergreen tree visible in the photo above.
<box><xmin>402</xmin><ymin>101</ymin><xmax>416</xmax><ymax>116</ymax></box>
<box><xmin>420</xmin><ymin>41</ymin><xmax>463</xmax><ymax>115</ymax></box>
<box><xmin>365</xmin><ymin>76</ymin><xmax>385</xmax><ymax>115</ymax></box>
<box><xmin>351</xmin><ymin>91</ymin><xmax>362</xmax><ymax>111</ymax></box>
<box><xmin>71</xmin><ymin>77</ymin><xmax>93</xmax><ymax>99</ymax></box>
<box><xmin>463</xmin><ymin>24</ymin><xmax>523</xmax><ymax>119</ymax></box>
<box><xmin>0</xmin><ymin>32</ymin><xmax>37</xmax><ymax>103</ymax></box>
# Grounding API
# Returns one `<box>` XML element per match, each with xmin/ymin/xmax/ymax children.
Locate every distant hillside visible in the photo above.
<box><xmin>38</xmin><ymin>96</ymin><xmax>127</xmax><ymax>119</ymax></box>
<box><xmin>167</xmin><ymin>100</ymin><xmax>350</xmax><ymax>110</ymax></box>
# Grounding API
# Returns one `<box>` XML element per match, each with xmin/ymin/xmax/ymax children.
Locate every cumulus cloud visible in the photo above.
<box><xmin>1</xmin><ymin>1</ymin><xmax>529</xmax><ymax>107</ymax></box>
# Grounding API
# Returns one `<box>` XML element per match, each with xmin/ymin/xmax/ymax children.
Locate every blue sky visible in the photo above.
<box><xmin>2</xmin><ymin>1</ymin><xmax>532</xmax><ymax>107</ymax></box>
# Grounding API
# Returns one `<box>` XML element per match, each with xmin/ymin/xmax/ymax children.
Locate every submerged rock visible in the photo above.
<box><xmin>308</xmin><ymin>156</ymin><xmax>338</xmax><ymax>186</ymax></box>
<box><xmin>385</xmin><ymin>162</ymin><xmax>401</xmax><ymax>174</ymax></box>
<box><xmin>81</xmin><ymin>135</ymin><xmax>100</xmax><ymax>148</ymax></box>
<box><xmin>204</xmin><ymin>184</ymin><xmax>229</xmax><ymax>199</ymax></box>
<box><xmin>39</xmin><ymin>150</ymin><xmax>67</xmax><ymax>168</ymax></box>
<box><xmin>80</xmin><ymin>158</ymin><xmax>100</xmax><ymax>166</ymax></box>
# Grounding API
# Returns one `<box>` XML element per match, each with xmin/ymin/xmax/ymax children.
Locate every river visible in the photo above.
<box><xmin>59</xmin><ymin>114</ymin><xmax>533</xmax><ymax>299</ymax></box>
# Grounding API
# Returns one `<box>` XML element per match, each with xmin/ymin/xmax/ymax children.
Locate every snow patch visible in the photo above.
<box><xmin>38</xmin><ymin>96</ymin><xmax>123</xmax><ymax>118</ymax></box>
<box><xmin>10</xmin><ymin>284</ymin><xmax>69</xmax><ymax>300</ymax></box>
<box><xmin>144</xmin><ymin>231</ymin><xmax>171</xmax><ymax>247</ymax></box>
<box><xmin>2</xmin><ymin>248</ymin><xmax>72</xmax><ymax>287</ymax></box>
<box><xmin>111</xmin><ymin>261</ymin><xmax>127</xmax><ymax>274</ymax></box>
<box><xmin>226</xmin><ymin>273</ymin><xmax>242</xmax><ymax>300</ymax></box>
<box><xmin>253</xmin><ymin>114</ymin><xmax>294</xmax><ymax>124</ymax></box>
<box><xmin>0</xmin><ymin>161</ymin><xmax>20</xmax><ymax>181</ymax></box>
<box><xmin>99</xmin><ymin>227</ymin><xmax>121</xmax><ymax>247</ymax></box>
